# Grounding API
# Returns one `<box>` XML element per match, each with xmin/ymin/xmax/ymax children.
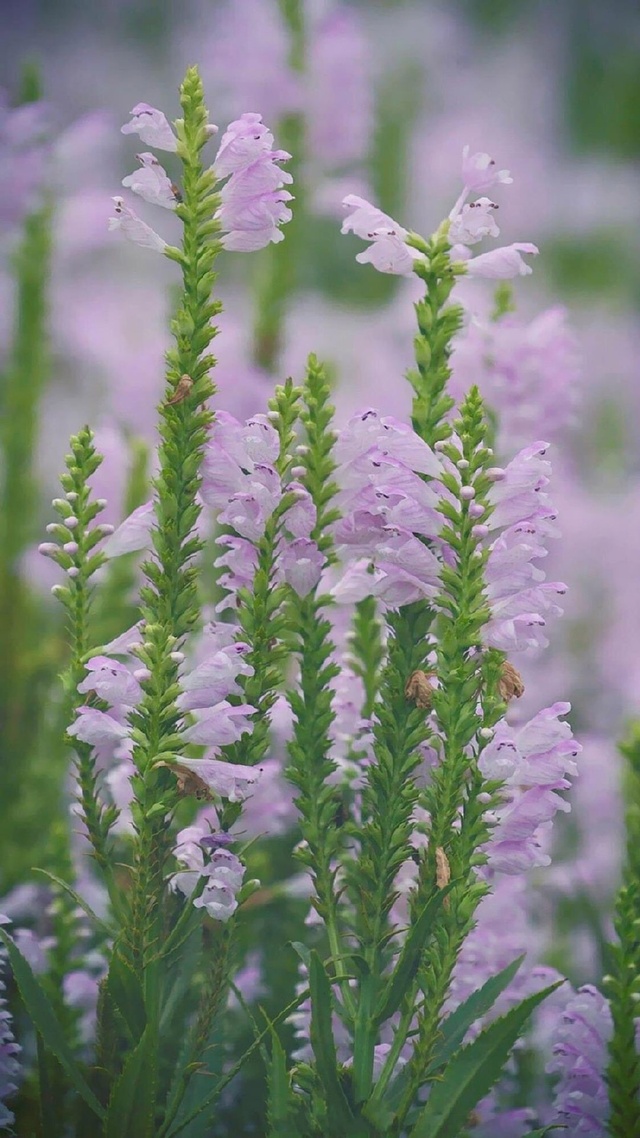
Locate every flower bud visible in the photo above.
<box><xmin>65</xmin><ymin>516</ymin><xmax>79</xmax><ymax>529</ymax></box>
<box><xmin>460</xmin><ymin>486</ymin><xmax>476</xmax><ymax>500</ymax></box>
<box><xmin>486</xmin><ymin>467</ymin><xmax>506</xmax><ymax>482</ymax></box>
<box><xmin>63</xmin><ymin>542</ymin><xmax>79</xmax><ymax>554</ymax></box>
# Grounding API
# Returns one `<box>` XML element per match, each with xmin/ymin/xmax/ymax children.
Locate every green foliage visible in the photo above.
<box><xmin>0</xmin><ymin>929</ymin><xmax>106</xmax><ymax>1122</ymax></box>
<box><xmin>408</xmin><ymin>982</ymin><xmax>563</xmax><ymax>1138</ymax></box>
<box><xmin>605</xmin><ymin>721</ymin><xmax>640</xmax><ymax>1137</ymax></box>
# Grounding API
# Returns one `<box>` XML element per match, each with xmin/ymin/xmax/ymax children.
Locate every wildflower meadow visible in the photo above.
<box><xmin>1</xmin><ymin>2</ymin><xmax>639</xmax><ymax>1136</ymax></box>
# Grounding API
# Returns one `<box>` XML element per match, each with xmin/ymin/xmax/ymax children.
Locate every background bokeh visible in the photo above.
<box><xmin>1</xmin><ymin>1</ymin><xmax>640</xmax><ymax>1130</ymax></box>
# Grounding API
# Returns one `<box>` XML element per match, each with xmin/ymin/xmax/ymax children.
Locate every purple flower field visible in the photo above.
<box><xmin>0</xmin><ymin>3</ymin><xmax>639</xmax><ymax>1135</ymax></box>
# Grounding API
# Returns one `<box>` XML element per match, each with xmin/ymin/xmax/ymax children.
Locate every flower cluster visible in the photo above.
<box><xmin>201</xmin><ymin>410</ymin><xmax>324</xmax><ymax>600</ymax></box>
<box><xmin>172</xmin><ymin>827</ymin><xmax>245</xmax><ymax>922</ymax></box>
<box><xmin>341</xmin><ymin>145</ymin><xmax>538</xmax><ymax>279</ymax></box>
<box><xmin>479</xmin><ymin>704</ymin><xmax>580</xmax><ymax>875</ymax></box>
<box><xmin>111</xmin><ymin>103</ymin><xmax>292</xmax><ymax>254</ymax></box>
<box><xmin>66</xmin><ymin>621</ymin><xmax>259</xmax><ymax>822</ymax></box>
<box><xmin>546</xmin><ymin>985</ymin><xmax>613</xmax><ymax>1135</ymax></box>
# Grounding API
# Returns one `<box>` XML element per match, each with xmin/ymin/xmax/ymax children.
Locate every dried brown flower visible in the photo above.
<box><xmin>166</xmin><ymin>374</ymin><xmax>193</xmax><ymax>406</ymax></box>
<box><xmin>404</xmin><ymin>669</ymin><xmax>437</xmax><ymax>710</ymax></box>
<box><xmin>498</xmin><ymin>660</ymin><xmax>525</xmax><ymax>702</ymax></box>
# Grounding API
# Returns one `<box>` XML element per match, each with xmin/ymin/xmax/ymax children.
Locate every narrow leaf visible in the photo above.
<box><xmin>104</xmin><ymin>951</ymin><xmax>147</xmax><ymax>1046</ymax></box>
<box><xmin>267</xmin><ymin>1028</ymin><xmax>299</xmax><ymax>1138</ymax></box>
<box><xmin>0</xmin><ymin>929</ymin><xmax>105</xmax><ymax>1121</ymax></box>
<box><xmin>374</xmin><ymin>884</ymin><xmax>455</xmax><ymax>1025</ymax></box>
<box><xmin>309</xmin><ymin>950</ymin><xmax>354</xmax><ymax>1133</ymax></box>
<box><xmin>425</xmin><ymin>954</ymin><xmax>525</xmax><ymax>1074</ymax></box>
<box><xmin>409</xmin><ymin>982</ymin><xmax>563</xmax><ymax>1138</ymax></box>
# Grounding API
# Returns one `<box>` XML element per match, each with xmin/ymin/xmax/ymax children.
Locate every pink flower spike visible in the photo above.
<box><xmin>121</xmin><ymin>102</ymin><xmax>177</xmax><ymax>151</ymax></box>
<box><xmin>461</xmin><ymin>145</ymin><xmax>512</xmax><ymax>192</ymax></box>
<box><xmin>108</xmin><ymin>197</ymin><xmax>167</xmax><ymax>254</ymax></box>
<box><xmin>121</xmin><ymin>152</ymin><xmax>178</xmax><ymax>210</ymax></box>
<box><xmin>464</xmin><ymin>243</ymin><xmax>539</xmax><ymax>279</ymax></box>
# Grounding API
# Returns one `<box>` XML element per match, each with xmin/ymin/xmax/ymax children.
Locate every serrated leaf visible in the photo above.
<box><xmin>425</xmin><ymin>955</ymin><xmax>525</xmax><ymax>1074</ymax></box>
<box><xmin>104</xmin><ymin>951</ymin><xmax>147</xmax><ymax>1046</ymax></box>
<box><xmin>374</xmin><ymin>883</ymin><xmax>455</xmax><ymax>1025</ymax></box>
<box><xmin>0</xmin><ymin>929</ymin><xmax>105</xmax><ymax>1121</ymax></box>
<box><xmin>409</xmin><ymin>982</ymin><xmax>563</xmax><ymax>1138</ymax></box>
<box><xmin>309</xmin><ymin>951</ymin><xmax>354</xmax><ymax>1133</ymax></box>
<box><xmin>267</xmin><ymin>1028</ymin><xmax>299</xmax><ymax>1138</ymax></box>
<box><xmin>105</xmin><ymin>1026</ymin><xmax>156</xmax><ymax>1138</ymax></box>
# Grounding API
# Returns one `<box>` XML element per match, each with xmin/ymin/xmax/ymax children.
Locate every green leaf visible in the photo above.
<box><xmin>374</xmin><ymin>884</ymin><xmax>456</xmax><ymax>1025</ymax></box>
<box><xmin>409</xmin><ymin>982</ymin><xmax>563</xmax><ymax>1138</ymax></box>
<box><xmin>104</xmin><ymin>950</ymin><xmax>147</xmax><ymax>1046</ymax></box>
<box><xmin>309</xmin><ymin>951</ymin><xmax>354</xmax><ymax>1134</ymax></box>
<box><xmin>267</xmin><ymin>1027</ymin><xmax>300</xmax><ymax>1138</ymax></box>
<box><xmin>104</xmin><ymin>1026</ymin><xmax>156</xmax><ymax>1138</ymax></box>
<box><xmin>0</xmin><ymin>929</ymin><xmax>105</xmax><ymax>1121</ymax></box>
<box><xmin>162</xmin><ymin>989</ymin><xmax>309</xmax><ymax>1138</ymax></box>
<box><xmin>34</xmin><ymin>869</ymin><xmax>116</xmax><ymax>939</ymax></box>
<box><xmin>425</xmin><ymin>954</ymin><xmax>525</xmax><ymax>1074</ymax></box>
<box><xmin>289</xmin><ymin>940</ymin><xmax>311</xmax><ymax>969</ymax></box>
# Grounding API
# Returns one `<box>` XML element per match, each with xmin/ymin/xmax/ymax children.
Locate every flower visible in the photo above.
<box><xmin>101</xmin><ymin>500</ymin><xmax>155</xmax><ymax>557</ymax></box>
<box><xmin>463</xmin><ymin>242</ymin><xmax>539</xmax><ymax>279</ymax></box>
<box><xmin>121</xmin><ymin>152</ymin><xmax>179</xmax><ymax>210</ymax></box>
<box><xmin>280</xmin><ymin>538</ymin><xmax>324</xmax><ymax>596</ymax></box>
<box><xmin>448</xmin><ymin>197</ymin><xmax>500</xmax><ymax>246</ymax></box>
<box><xmin>212</xmin><ymin>113</ymin><xmax>293</xmax><ymax>251</ymax></box>
<box><xmin>340</xmin><ymin>195</ymin><xmax>423</xmax><ymax>276</ymax></box>
<box><xmin>479</xmin><ymin>704</ymin><xmax>580</xmax><ymax>875</ymax></box>
<box><xmin>546</xmin><ymin>985</ymin><xmax>612</xmax><ymax>1136</ymax></box>
<box><xmin>121</xmin><ymin>102</ymin><xmax>178</xmax><ymax>151</ymax></box>
<box><xmin>461</xmin><ymin>145</ymin><xmax>512</xmax><ymax>193</ymax></box>
<box><xmin>108</xmin><ymin>197</ymin><xmax>167</xmax><ymax>253</ymax></box>
<box><xmin>77</xmin><ymin>656</ymin><xmax>143</xmax><ymax>706</ymax></box>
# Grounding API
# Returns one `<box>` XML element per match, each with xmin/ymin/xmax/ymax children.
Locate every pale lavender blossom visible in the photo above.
<box><xmin>448</xmin><ymin>196</ymin><xmax>500</xmax><ymax>246</ymax></box>
<box><xmin>461</xmin><ymin>145</ymin><xmax>513</xmax><ymax>194</ymax></box>
<box><xmin>101</xmin><ymin>500</ymin><xmax>154</xmax><ymax>557</ymax></box>
<box><xmin>121</xmin><ymin>102</ymin><xmax>178</xmax><ymax>151</ymax></box>
<box><xmin>121</xmin><ymin>152</ymin><xmax>178</xmax><ymax>209</ymax></box>
<box><xmin>479</xmin><ymin>704</ymin><xmax>580</xmax><ymax>875</ymax></box>
<box><xmin>546</xmin><ymin>985</ymin><xmax>612</xmax><ymax>1135</ymax></box>
<box><xmin>450</xmin><ymin>305</ymin><xmax>580</xmax><ymax>449</ymax></box>
<box><xmin>307</xmin><ymin>8</ymin><xmax>372</xmax><ymax>169</ymax></box>
<box><xmin>462</xmin><ymin>241</ymin><xmax>539</xmax><ymax>279</ymax></box>
<box><xmin>108</xmin><ymin>197</ymin><xmax>167</xmax><ymax>254</ymax></box>
<box><xmin>280</xmin><ymin>538</ymin><xmax>324</xmax><ymax>596</ymax></box>
<box><xmin>181</xmin><ymin>701</ymin><xmax>255</xmax><ymax>747</ymax></box>
<box><xmin>341</xmin><ymin>194</ymin><xmax>422</xmax><ymax>276</ymax></box>
<box><xmin>77</xmin><ymin>656</ymin><xmax>143</xmax><ymax>707</ymax></box>
<box><xmin>176</xmin><ymin>643</ymin><xmax>254</xmax><ymax>711</ymax></box>
<box><xmin>67</xmin><ymin>706</ymin><xmax>131</xmax><ymax>747</ymax></box>
<box><xmin>212</xmin><ymin>113</ymin><xmax>293</xmax><ymax>251</ymax></box>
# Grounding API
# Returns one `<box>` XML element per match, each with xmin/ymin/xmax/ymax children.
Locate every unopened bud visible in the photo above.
<box><xmin>478</xmin><ymin>792</ymin><xmax>492</xmax><ymax>804</ymax></box>
<box><xmin>434</xmin><ymin>440</ymin><xmax>446</xmax><ymax>452</ymax></box>
<box><xmin>38</xmin><ymin>543</ymin><xmax>58</xmax><ymax>558</ymax></box>
<box><xmin>95</xmin><ymin>498</ymin><xmax>108</xmax><ymax>509</ymax></box>
<box><xmin>456</xmin><ymin>458</ymin><xmax>469</xmax><ymax>470</ymax></box>
<box><xmin>65</xmin><ymin>516</ymin><xmax>79</xmax><ymax>530</ymax></box>
<box><xmin>170</xmin><ymin>651</ymin><xmax>185</xmax><ymax>663</ymax></box>
<box><xmin>479</xmin><ymin>727</ymin><xmax>494</xmax><ymax>740</ymax></box>
<box><xmin>95</xmin><ymin>523</ymin><xmax>115</xmax><ymax>536</ymax></box>
<box><xmin>63</xmin><ymin>542</ymin><xmax>79</xmax><ymax>554</ymax></box>
<box><xmin>498</xmin><ymin>660</ymin><xmax>525</xmax><ymax>702</ymax></box>
<box><xmin>133</xmin><ymin>667</ymin><xmax>151</xmax><ymax>682</ymax></box>
<box><xmin>295</xmin><ymin>444</ymin><xmax>310</xmax><ymax>456</ymax></box>
<box><xmin>468</xmin><ymin>502</ymin><xmax>485</xmax><ymax>519</ymax></box>
<box><xmin>267</xmin><ymin>410</ymin><xmax>279</xmax><ymax>422</ymax></box>
<box><xmin>486</xmin><ymin>467</ymin><xmax>506</xmax><ymax>482</ymax></box>
<box><xmin>460</xmin><ymin>485</ymin><xmax>476</xmax><ymax>500</ymax></box>
<box><xmin>290</xmin><ymin>466</ymin><xmax>306</xmax><ymax>479</ymax></box>
<box><xmin>66</xmin><ymin>566</ymin><xmax>80</xmax><ymax>579</ymax></box>
<box><xmin>471</xmin><ymin>524</ymin><xmax>490</xmax><ymax>541</ymax></box>
<box><xmin>65</xmin><ymin>491</ymin><xmax>78</xmax><ymax>502</ymax></box>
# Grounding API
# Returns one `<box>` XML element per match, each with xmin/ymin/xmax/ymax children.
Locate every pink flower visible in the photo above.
<box><xmin>177</xmin><ymin>644</ymin><xmax>254</xmax><ymax>711</ymax></box>
<box><xmin>121</xmin><ymin>152</ymin><xmax>178</xmax><ymax>210</ymax></box>
<box><xmin>193</xmin><ymin>880</ymin><xmax>239</xmax><ymax>921</ymax></box>
<box><xmin>448</xmin><ymin>197</ymin><xmax>500</xmax><ymax>246</ymax></box>
<box><xmin>182</xmin><ymin>701</ymin><xmax>255</xmax><ymax>747</ymax></box>
<box><xmin>461</xmin><ymin>146</ymin><xmax>512</xmax><ymax>193</ymax></box>
<box><xmin>77</xmin><ymin>657</ymin><xmax>142</xmax><ymax>707</ymax></box>
<box><xmin>67</xmin><ymin>706</ymin><xmax>130</xmax><ymax>746</ymax></box>
<box><xmin>340</xmin><ymin>194</ymin><xmax>423</xmax><ymax>276</ymax></box>
<box><xmin>121</xmin><ymin>103</ymin><xmax>178</xmax><ymax>152</ymax></box>
<box><xmin>213</xmin><ymin>112</ymin><xmax>277</xmax><ymax>177</ymax></box>
<box><xmin>101</xmin><ymin>500</ymin><xmax>155</xmax><ymax>557</ymax></box>
<box><xmin>464</xmin><ymin>242</ymin><xmax>539</xmax><ymax>279</ymax></box>
<box><xmin>108</xmin><ymin>197</ymin><xmax>167</xmax><ymax>254</ymax></box>
<box><xmin>280</xmin><ymin>538</ymin><xmax>324</xmax><ymax>596</ymax></box>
